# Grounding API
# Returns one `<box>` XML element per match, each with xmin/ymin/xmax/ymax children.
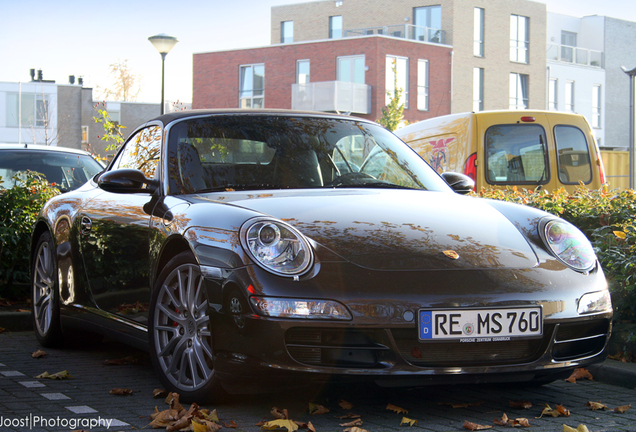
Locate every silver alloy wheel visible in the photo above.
<box><xmin>152</xmin><ymin>263</ymin><xmax>214</xmax><ymax>392</ymax></box>
<box><xmin>33</xmin><ymin>239</ymin><xmax>55</xmax><ymax>336</ymax></box>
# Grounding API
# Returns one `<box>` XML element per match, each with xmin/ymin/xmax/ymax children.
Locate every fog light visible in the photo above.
<box><xmin>250</xmin><ymin>297</ymin><xmax>352</xmax><ymax>320</ymax></box>
<box><xmin>578</xmin><ymin>290</ymin><xmax>612</xmax><ymax>315</ymax></box>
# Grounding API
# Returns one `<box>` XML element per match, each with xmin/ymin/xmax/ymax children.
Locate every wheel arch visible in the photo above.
<box><xmin>152</xmin><ymin>235</ymin><xmax>193</xmax><ymax>290</ymax></box>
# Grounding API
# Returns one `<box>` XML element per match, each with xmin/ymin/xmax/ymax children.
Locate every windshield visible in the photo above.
<box><xmin>0</xmin><ymin>150</ymin><xmax>104</xmax><ymax>192</ymax></box>
<box><xmin>167</xmin><ymin>115</ymin><xmax>450</xmax><ymax>194</ymax></box>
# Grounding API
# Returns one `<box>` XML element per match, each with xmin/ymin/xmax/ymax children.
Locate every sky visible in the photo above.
<box><xmin>1</xmin><ymin>0</ymin><xmax>635</xmax><ymax>105</ymax></box>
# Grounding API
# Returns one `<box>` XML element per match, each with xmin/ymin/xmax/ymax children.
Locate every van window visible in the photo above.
<box><xmin>485</xmin><ymin>125</ymin><xmax>548</xmax><ymax>185</ymax></box>
<box><xmin>554</xmin><ymin>126</ymin><xmax>592</xmax><ymax>184</ymax></box>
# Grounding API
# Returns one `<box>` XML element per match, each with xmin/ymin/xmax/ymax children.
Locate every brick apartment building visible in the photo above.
<box><xmin>193</xmin><ymin>0</ymin><xmax>547</xmax><ymax>122</ymax></box>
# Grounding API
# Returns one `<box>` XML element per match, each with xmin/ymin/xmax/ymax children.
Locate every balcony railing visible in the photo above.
<box><xmin>291</xmin><ymin>81</ymin><xmax>372</xmax><ymax>114</ymax></box>
<box><xmin>345</xmin><ymin>24</ymin><xmax>446</xmax><ymax>44</ymax></box>
<box><xmin>547</xmin><ymin>43</ymin><xmax>604</xmax><ymax>68</ymax></box>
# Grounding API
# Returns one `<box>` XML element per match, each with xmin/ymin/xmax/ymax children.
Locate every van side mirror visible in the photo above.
<box><xmin>441</xmin><ymin>172</ymin><xmax>475</xmax><ymax>195</ymax></box>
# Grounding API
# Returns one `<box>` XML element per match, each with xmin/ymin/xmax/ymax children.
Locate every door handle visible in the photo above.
<box><xmin>80</xmin><ymin>216</ymin><xmax>92</xmax><ymax>235</ymax></box>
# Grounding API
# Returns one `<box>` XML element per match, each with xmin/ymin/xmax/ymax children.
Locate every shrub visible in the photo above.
<box><xmin>474</xmin><ymin>186</ymin><xmax>636</xmax><ymax>322</ymax></box>
<box><xmin>0</xmin><ymin>171</ymin><xmax>59</xmax><ymax>298</ymax></box>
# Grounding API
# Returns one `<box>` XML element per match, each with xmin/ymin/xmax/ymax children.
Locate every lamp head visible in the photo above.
<box><xmin>148</xmin><ymin>33</ymin><xmax>179</xmax><ymax>55</ymax></box>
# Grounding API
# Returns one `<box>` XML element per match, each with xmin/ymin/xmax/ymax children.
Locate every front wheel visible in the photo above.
<box><xmin>148</xmin><ymin>252</ymin><xmax>225</xmax><ymax>402</ymax></box>
<box><xmin>32</xmin><ymin>231</ymin><xmax>64</xmax><ymax>347</ymax></box>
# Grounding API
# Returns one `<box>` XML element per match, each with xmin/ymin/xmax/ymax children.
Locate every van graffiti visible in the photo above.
<box><xmin>428</xmin><ymin>137</ymin><xmax>455</xmax><ymax>173</ymax></box>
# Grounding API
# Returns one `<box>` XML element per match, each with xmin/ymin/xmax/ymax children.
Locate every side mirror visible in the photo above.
<box><xmin>98</xmin><ymin>168</ymin><xmax>158</xmax><ymax>194</ymax></box>
<box><xmin>441</xmin><ymin>172</ymin><xmax>475</xmax><ymax>195</ymax></box>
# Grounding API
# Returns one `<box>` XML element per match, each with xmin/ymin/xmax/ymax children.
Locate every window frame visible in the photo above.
<box><xmin>474</xmin><ymin>7</ymin><xmax>484</xmax><ymax>57</ymax></box>
<box><xmin>592</xmin><ymin>84</ymin><xmax>602</xmax><ymax>128</ymax></box>
<box><xmin>509</xmin><ymin>73</ymin><xmax>529</xmax><ymax>110</ymax></box>
<box><xmin>281</xmin><ymin>21</ymin><xmax>294</xmax><ymax>43</ymax></box>
<box><xmin>386</xmin><ymin>55</ymin><xmax>409</xmax><ymax>109</ymax></box>
<box><xmin>548</xmin><ymin>78</ymin><xmax>558</xmax><ymax>111</ymax></box>
<box><xmin>510</xmin><ymin>14</ymin><xmax>530</xmax><ymax>64</ymax></box>
<box><xmin>473</xmin><ymin>67</ymin><xmax>484</xmax><ymax>112</ymax></box>
<box><xmin>329</xmin><ymin>15</ymin><xmax>343</xmax><ymax>39</ymax></box>
<box><xmin>239</xmin><ymin>64</ymin><xmax>265</xmax><ymax>109</ymax></box>
<box><xmin>417</xmin><ymin>59</ymin><xmax>429</xmax><ymax>111</ymax></box>
<box><xmin>565</xmin><ymin>80</ymin><xmax>575</xmax><ymax>113</ymax></box>
<box><xmin>337</xmin><ymin>55</ymin><xmax>366</xmax><ymax>84</ymax></box>
<box><xmin>296</xmin><ymin>59</ymin><xmax>310</xmax><ymax>84</ymax></box>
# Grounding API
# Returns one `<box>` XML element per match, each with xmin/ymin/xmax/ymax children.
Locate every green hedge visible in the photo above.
<box><xmin>0</xmin><ymin>172</ymin><xmax>59</xmax><ymax>298</ymax></box>
<box><xmin>474</xmin><ymin>186</ymin><xmax>636</xmax><ymax>322</ymax></box>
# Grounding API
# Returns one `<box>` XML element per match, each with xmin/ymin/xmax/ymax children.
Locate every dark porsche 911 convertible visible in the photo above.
<box><xmin>31</xmin><ymin>110</ymin><xmax>612</xmax><ymax>401</ymax></box>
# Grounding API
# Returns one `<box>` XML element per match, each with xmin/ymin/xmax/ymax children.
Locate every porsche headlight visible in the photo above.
<box><xmin>542</xmin><ymin>219</ymin><xmax>596</xmax><ymax>271</ymax></box>
<box><xmin>240</xmin><ymin>217</ymin><xmax>314</xmax><ymax>277</ymax></box>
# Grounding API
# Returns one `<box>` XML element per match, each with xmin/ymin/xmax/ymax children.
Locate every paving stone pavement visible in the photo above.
<box><xmin>1</xmin><ymin>330</ymin><xmax>636</xmax><ymax>431</ymax></box>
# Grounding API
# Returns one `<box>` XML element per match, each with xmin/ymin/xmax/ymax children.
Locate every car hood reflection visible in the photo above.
<box><xmin>191</xmin><ymin>189</ymin><xmax>538</xmax><ymax>271</ymax></box>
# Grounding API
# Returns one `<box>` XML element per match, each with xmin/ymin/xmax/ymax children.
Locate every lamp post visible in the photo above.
<box><xmin>148</xmin><ymin>33</ymin><xmax>179</xmax><ymax>115</ymax></box>
<box><xmin>622</xmin><ymin>66</ymin><xmax>636</xmax><ymax>189</ymax></box>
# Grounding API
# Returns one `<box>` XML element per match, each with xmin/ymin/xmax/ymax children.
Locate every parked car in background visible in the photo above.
<box><xmin>0</xmin><ymin>144</ymin><xmax>104</xmax><ymax>192</ymax></box>
<box><xmin>31</xmin><ymin>110</ymin><xmax>611</xmax><ymax>402</ymax></box>
<box><xmin>396</xmin><ymin>110</ymin><xmax>606</xmax><ymax>192</ymax></box>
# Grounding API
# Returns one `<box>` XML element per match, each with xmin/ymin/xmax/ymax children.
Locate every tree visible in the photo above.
<box><xmin>377</xmin><ymin>62</ymin><xmax>407</xmax><ymax>132</ymax></box>
<box><xmin>96</xmin><ymin>59</ymin><xmax>142</xmax><ymax>102</ymax></box>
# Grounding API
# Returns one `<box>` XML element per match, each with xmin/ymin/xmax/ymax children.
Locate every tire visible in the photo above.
<box><xmin>32</xmin><ymin>231</ymin><xmax>64</xmax><ymax>347</ymax></box>
<box><xmin>148</xmin><ymin>252</ymin><xmax>226</xmax><ymax>403</ymax></box>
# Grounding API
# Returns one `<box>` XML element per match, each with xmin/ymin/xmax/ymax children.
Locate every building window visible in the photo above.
<box><xmin>548</xmin><ymin>78</ymin><xmax>558</xmax><ymax>111</ymax></box>
<box><xmin>329</xmin><ymin>15</ymin><xmax>343</xmax><ymax>39</ymax></box>
<box><xmin>239</xmin><ymin>64</ymin><xmax>265</xmax><ymax>108</ymax></box>
<box><xmin>337</xmin><ymin>55</ymin><xmax>365</xmax><ymax>84</ymax></box>
<box><xmin>509</xmin><ymin>73</ymin><xmax>529</xmax><ymax>109</ymax></box>
<box><xmin>510</xmin><ymin>15</ymin><xmax>529</xmax><ymax>63</ymax></box>
<box><xmin>281</xmin><ymin>21</ymin><xmax>294</xmax><ymax>43</ymax></box>
<box><xmin>565</xmin><ymin>80</ymin><xmax>575</xmax><ymax>112</ymax></box>
<box><xmin>81</xmin><ymin>125</ymin><xmax>89</xmax><ymax>143</ymax></box>
<box><xmin>6</xmin><ymin>93</ymin><xmax>50</xmax><ymax>127</ymax></box>
<box><xmin>413</xmin><ymin>5</ymin><xmax>442</xmax><ymax>43</ymax></box>
<box><xmin>417</xmin><ymin>59</ymin><xmax>429</xmax><ymax>111</ymax></box>
<box><xmin>473</xmin><ymin>67</ymin><xmax>484</xmax><ymax>112</ymax></box>
<box><xmin>474</xmin><ymin>8</ymin><xmax>484</xmax><ymax>57</ymax></box>
<box><xmin>386</xmin><ymin>55</ymin><xmax>409</xmax><ymax>108</ymax></box>
<box><xmin>561</xmin><ymin>31</ymin><xmax>576</xmax><ymax>63</ymax></box>
<box><xmin>592</xmin><ymin>84</ymin><xmax>601</xmax><ymax>128</ymax></box>
<box><xmin>297</xmin><ymin>60</ymin><xmax>310</xmax><ymax>84</ymax></box>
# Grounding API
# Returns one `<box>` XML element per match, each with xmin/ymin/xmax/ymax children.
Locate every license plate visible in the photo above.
<box><xmin>418</xmin><ymin>307</ymin><xmax>542</xmax><ymax>341</ymax></box>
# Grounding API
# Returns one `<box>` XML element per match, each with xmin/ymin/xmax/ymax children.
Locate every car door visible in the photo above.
<box><xmin>77</xmin><ymin>125</ymin><xmax>162</xmax><ymax>324</ymax></box>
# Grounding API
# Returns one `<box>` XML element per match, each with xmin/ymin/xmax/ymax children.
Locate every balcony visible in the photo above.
<box><xmin>291</xmin><ymin>81</ymin><xmax>372</xmax><ymax>115</ymax></box>
<box><xmin>547</xmin><ymin>44</ymin><xmax>604</xmax><ymax>68</ymax></box>
<box><xmin>345</xmin><ymin>24</ymin><xmax>446</xmax><ymax>44</ymax></box>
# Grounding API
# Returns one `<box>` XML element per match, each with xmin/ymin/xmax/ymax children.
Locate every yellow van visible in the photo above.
<box><xmin>396</xmin><ymin>110</ymin><xmax>606</xmax><ymax>193</ymax></box>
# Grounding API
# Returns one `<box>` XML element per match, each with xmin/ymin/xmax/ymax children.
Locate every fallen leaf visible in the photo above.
<box><xmin>586</xmin><ymin>401</ymin><xmax>607</xmax><ymax>410</ymax></box>
<box><xmin>343</xmin><ymin>427</ymin><xmax>367</xmax><ymax>432</ymax></box>
<box><xmin>439</xmin><ymin>402</ymin><xmax>483</xmax><ymax>408</ymax></box>
<box><xmin>103</xmin><ymin>356</ymin><xmax>138</xmax><ymax>366</ymax></box>
<box><xmin>167</xmin><ymin>414</ymin><xmax>193</xmax><ymax>432</ymax></box>
<box><xmin>613</xmin><ymin>404</ymin><xmax>632</xmax><ymax>413</ymax></box>
<box><xmin>400</xmin><ymin>417</ymin><xmax>417</xmax><ymax>426</ymax></box>
<box><xmin>109</xmin><ymin>388</ymin><xmax>133</xmax><ymax>396</ymax></box>
<box><xmin>387</xmin><ymin>404</ymin><xmax>408</xmax><ymax>414</ymax></box>
<box><xmin>204</xmin><ymin>408</ymin><xmax>220</xmax><ymax>423</ymax></box>
<box><xmin>307</xmin><ymin>421</ymin><xmax>315</xmax><ymax>432</ymax></box>
<box><xmin>515</xmin><ymin>418</ymin><xmax>531</xmax><ymax>427</ymax></box>
<box><xmin>565</xmin><ymin>368</ymin><xmax>593</xmax><ymax>383</ymax></box>
<box><xmin>339</xmin><ymin>419</ymin><xmax>362</xmax><ymax>427</ymax></box>
<box><xmin>35</xmin><ymin>370</ymin><xmax>73</xmax><ymax>379</ymax></box>
<box><xmin>0</xmin><ymin>327</ymin><xmax>4</xmax><ymax>333</ymax></box>
<box><xmin>261</xmin><ymin>419</ymin><xmax>299</xmax><ymax>432</ymax></box>
<box><xmin>308</xmin><ymin>403</ymin><xmax>329</xmax><ymax>415</ymax></box>
<box><xmin>193</xmin><ymin>418</ymin><xmax>223</xmax><ymax>432</ymax></box>
<box><xmin>557</xmin><ymin>405</ymin><xmax>571</xmax><ymax>417</ymax></box>
<box><xmin>563</xmin><ymin>425</ymin><xmax>590</xmax><ymax>432</ymax></box>
<box><xmin>165</xmin><ymin>392</ymin><xmax>184</xmax><ymax>412</ymax></box>
<box><xmin>509</xmin><ymin>400</ymin><xmax>532</xmax><ymax>410</ymax></box>
<box><xmin>31</xmin><ymin>349</ymin><xmax>47</xmax><ymax>358</ymax></box>
<box><xmin>494</xmin><ymin>413</ymin><xmax>531</xmax><ymax>428</ymax></box>
<box><xmin>462</xmin><ymin>420</ymin><xmax>492</xmax><ymax>430</ymax></box>
<box><xmin>272</xmin><ymin>407</ymin><xmax>289</xmax><ymax>419</ymax></box>
<box><xmin>339</xmin><ymin>400</ymin><xmax>353</xmax><ymax>410</ymax></box>
<box><xmin>223</xmin><ymin>420</ymin><xmax>238</xmax><ymax>428</ymax></box>
<box><xmin>153</xmin><ymin>388</ymin><xmax>169</xmax><ymax>398</ymax></box>
<box><xmin>493</xmin><ymin>413</ymin><xmax>509</xmax><ymax>426</ymax></box>
<box><xmin>148</xmin><ymin>408</ymin><xmax>180</xmax><ymax>428</ymax></box>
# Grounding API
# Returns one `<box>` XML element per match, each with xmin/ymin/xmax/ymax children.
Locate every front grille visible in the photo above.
<box><xmin>285</xmin><ymin>328</ymin><xmax>391</xmax><ymax>368</ymax></box>
<box><xmin>392</xmin><ymin>328</ymin><xmax>547</xmax><ymax>367</ymax></box>
<box><xmin>552</xmin><ymin>319</ymin><xmax>610</xmax><ymax>360</ymax></box>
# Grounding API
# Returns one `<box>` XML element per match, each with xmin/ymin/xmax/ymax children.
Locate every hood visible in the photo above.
<box><xmin>190</xmin><ymin>189</ymin><xmax>538</xmax><ymax>271</ymax></box>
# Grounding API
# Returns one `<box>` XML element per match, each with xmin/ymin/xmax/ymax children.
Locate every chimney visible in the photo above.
<box><xmin>69</xmin><ymin>75</ymin><xmax>75</xmax><ymax>84</ymax></box>
<box><xmin>78</xmin><ymin>77</ymin><xmax>83</xmax><ymax>86</ymax></box>
<box><xmin>37</xmin><ymin>69</ymin><xmax>43</xmax><ymax>81</ymax></box>
<box><xmin>30</xmin><ymin>69</ymin><xmax>35</xmax><ymax>81</ymax></box>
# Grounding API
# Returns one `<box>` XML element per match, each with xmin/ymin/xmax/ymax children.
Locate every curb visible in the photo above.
<box><xmin>0</xmin><ymin>311</ymin><xmax>32</xmax><ymax>332</ymax></box>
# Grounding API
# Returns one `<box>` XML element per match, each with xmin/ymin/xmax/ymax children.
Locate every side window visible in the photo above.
<box><xmin>112</xmin><ymin>125</ymin><xmax>162</xmax><ymax>179</ymax></box>
<box><xmin>485</xmin><ymin>125</ymin><xmax>548</xmax><ymax>184</ymax></box>
<box><xmin>554</xmin><ymin>125</ymin><xmax>592</xmax><ymax>184</ymax></box>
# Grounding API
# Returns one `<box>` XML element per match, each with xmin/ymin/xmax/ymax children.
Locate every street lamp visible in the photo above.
<box><xmin>148</xmin><ymin>33</ymin><xmax>179</xmax><ymax>115</ymax></box>
<box><xmin>622</xmin><ymin>66</ymin><xmax>636</xmax><ymax>189</ymax></box>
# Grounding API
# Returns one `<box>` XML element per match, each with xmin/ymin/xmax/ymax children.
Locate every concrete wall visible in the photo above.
<box><xmin>604</xmin><ymin>17</ymin><xmax>636</xmax><ymax>149</ymax></box>
<box><xmin>193</xmin><ymin>36</ymin><xmax>452</xmax><ymax>124</ymax></box>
